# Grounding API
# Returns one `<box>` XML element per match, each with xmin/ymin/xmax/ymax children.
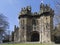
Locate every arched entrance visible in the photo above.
<box><xmin>31</xmin><ymin>31</ymin><xmax>39</xmax><ymax>42</ymax></box>
<box><xmin>54</xmin><ymin>36</ymin><xmax>60</xmax><ymax>43</ymax></box>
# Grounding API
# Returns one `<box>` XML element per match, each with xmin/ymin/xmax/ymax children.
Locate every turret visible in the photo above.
<box><xmin>45</xmin><ymin>4</ymin><xmax>50</xmax><ymax>11</ymax></box>
<box><xmin>40</xmin><ymin>3</ymin><xmax>45</xmax><ymax>13</ymax></box>
<box><xmin>20</xmin><ymin>6</ymin><xmax>31</xmax><ymax>15</ymax></box>
<box><xmin>40</xmin><ymin>3</ymin><xmax>54</xmax><ymax>16</ymax></box>
<box><xmin>14</xmin><ymin>25</ymin><xmax>19</xmax><ymax>32</ymax></box>
<box><xmin>14</xmin><ymin>25</ymin><xmax>16</xmax><ymax>31</ymax></box>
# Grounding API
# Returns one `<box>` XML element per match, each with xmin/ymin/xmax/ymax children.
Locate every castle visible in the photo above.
<box><xmin>12</xmin><ymin>3</ymin><xmax>55</xmax><ymax>43</ymax></box>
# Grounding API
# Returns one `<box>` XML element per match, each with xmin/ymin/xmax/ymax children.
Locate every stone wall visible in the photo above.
<box><xmin>13</xmin><ymin>3</ymin><xmax>54</xmax><ymax>43</ymax></box>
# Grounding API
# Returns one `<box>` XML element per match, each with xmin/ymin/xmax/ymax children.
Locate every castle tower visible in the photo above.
<box><xmin>14</xmin><ymin>25</ymin><xmax>19</xmax><ymax>42</ymax></box>
<box><xmin>18</xmin><ymin>6</ymin><xmax>32</xmax><ymax>42</ymax></box>
<box><xmin>18</xmin><ymin>4</ymin><xmax>54</xmax><ymax>43</ymax></box>
<box><xmin>39</xmin><ymin>4</ymin><xmax>54</xmax><ymax>43</ymax></box>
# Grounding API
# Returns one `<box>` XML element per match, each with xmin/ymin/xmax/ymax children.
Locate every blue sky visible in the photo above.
<box><xmin>0</xmin><ymin>0</ymin><xmax>56</xmax><ymax>32</ymax></box>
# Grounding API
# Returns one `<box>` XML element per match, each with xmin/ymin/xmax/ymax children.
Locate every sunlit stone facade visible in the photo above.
<box><xmin>13</xmin><ymin>3</ymin><xmax>54</xmax><ymax>43</ymax></box>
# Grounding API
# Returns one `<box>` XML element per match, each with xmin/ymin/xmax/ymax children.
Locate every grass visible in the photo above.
<box><xmin>0</xmin><ymin>43</ymin><xmax>54</xmax><ymax>45</ymax></box>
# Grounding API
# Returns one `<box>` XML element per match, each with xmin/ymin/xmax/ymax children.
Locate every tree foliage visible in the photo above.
<box><xmin>0</xmin><ymin>13</ymin><xmax>9</xmax><ymax>40</ymax></box>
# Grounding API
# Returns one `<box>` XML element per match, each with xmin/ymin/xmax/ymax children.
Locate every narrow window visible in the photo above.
<box><xmin>32</xmin><ymin>19</ymin><xmax>36</xmax><ymax>25</ymax></box>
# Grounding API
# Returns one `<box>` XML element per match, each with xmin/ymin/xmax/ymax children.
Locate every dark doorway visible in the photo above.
<box><xmin>54</xmin><ymin>36</ymin><xmax>60</xmax><ymax>44</ymax></box>
<box><xmin>31</xmin><ymin>31</ymin><xmax>39</xmax><ymax>42</ymax></box>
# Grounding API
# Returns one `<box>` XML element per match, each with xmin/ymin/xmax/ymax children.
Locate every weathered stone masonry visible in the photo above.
<box><xmin>13</xmin><ymin>3</ymin><xmax>54</xmax><ymax>43</ymax></box>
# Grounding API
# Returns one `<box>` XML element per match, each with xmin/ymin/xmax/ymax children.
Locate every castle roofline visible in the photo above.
<box><xmin>18</xmin><ymin>11</ymin><xmax>54</xmax><ymax>19</ymax></box>
<box><xmin>18</xmin><ymin>4</ymin><xmax>54</xmax><ymax>19</ymax></box>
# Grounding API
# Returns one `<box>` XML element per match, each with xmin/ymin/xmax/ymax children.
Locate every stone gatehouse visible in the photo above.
<box><xmin>13</xmin><ymin>3</ymin><xmax>54</xmax><ymax>43</ymax></box>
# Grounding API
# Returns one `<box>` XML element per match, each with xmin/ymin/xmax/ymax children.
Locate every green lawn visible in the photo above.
<box><xmin>0</xmin><ymin>43</ymin><xmax>54</xmax><ymax>45</ymax></box>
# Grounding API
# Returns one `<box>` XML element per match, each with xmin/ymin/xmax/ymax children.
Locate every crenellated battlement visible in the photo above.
<box><xmin>14</xmin><ymin>25</ymin><xmax>19</xmax><ymax>32</ymax></box>
<box><xmin>40</xmin><ymin>3</ymin><xmax>54</xmax><ymax>15</ymax></box>
<box><xmin>33</xmin><ymin>12</ymin><xmax>38</xmax><ymax>15</ymax></box>
<box><xmin>20</xmin><ymin>6</ymin><xmax>31</xmax><ymax>15</ymax></box>
<box><xmin>19</xmin><ymin>3</ymin><xmax>54</xmax><ymax>18</ymax></box>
